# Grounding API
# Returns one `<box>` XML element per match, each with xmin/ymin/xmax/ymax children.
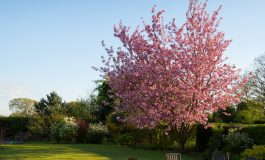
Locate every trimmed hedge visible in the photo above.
<box><xmin>241</xmin><ymin>125</ymin><xmax>265</xmax><ymax>145</ymax></box>
<box><xmin>115</xmin><ymin>128</ymin><xmax>158</xmax><ymax>146</ymax></box>
<box><xmin>0</xmin><ymin>117</ymin><xmax>30</xmax><ymax>138</ymax></box>
<box><xmin>254</xmin><ymin>120</ymin><xmax>265</xmax><ymax>124</ymax></box>
<box><xmin>115</xmin><ymin>127</ymin><xmax>174</xmax><ymax>150</ymax></box>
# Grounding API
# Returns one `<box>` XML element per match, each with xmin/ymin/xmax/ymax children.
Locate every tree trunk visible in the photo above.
<box><xmin>175</xmin><ymin>123</ymin><xmax>193</xmax><ymax>153</ymax></box>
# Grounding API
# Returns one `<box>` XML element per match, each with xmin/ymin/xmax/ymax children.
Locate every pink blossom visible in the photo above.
<box><xmin>97</xmin><ymin>0</ymin><xmax>250</xmax><ymax>130</ymax></box>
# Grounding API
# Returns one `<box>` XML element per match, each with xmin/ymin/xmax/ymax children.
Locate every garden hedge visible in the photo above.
<box><xmin>0</xmin><ymin>116</ymin><xmax>30</xmax><ymax>138</ymax></box>
<box><xmin>240</xmin><ymin>125</ymin><xmax>265</xmax><ymax>145</ymax></box>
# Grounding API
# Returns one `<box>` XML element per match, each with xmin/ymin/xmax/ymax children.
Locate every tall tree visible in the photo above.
<box><xmin>33</xmin><ymin>91</ymin><xmax>67</xmax><ymax>138</ymax></box>
<box><xmin>94</xmin><ymin>80</ymin><xmax>116</xmax><ymax>123</ymax></box>
<box><xmin>9</xmin><ymin>98</ymin><xmax>37</xmax><ymax>117</ymax></box>
<box><xmin>35</xmin><ymin>91</ymin><xmax>66</xmax><ymax>116</ymax></box>
<box><xmin>248</xmin><ymin>55</ymin><xmax>265</xmax><ymax>103</ymax></box>
<box><xmin>67</xmin><ymin>94</ymin><xmax>98</xmax><ymax>121</ymax></box>
<box><xmin>98</xmin><ymin>0</ymin><xmax>249</xmax><ymax>151</ymax></box>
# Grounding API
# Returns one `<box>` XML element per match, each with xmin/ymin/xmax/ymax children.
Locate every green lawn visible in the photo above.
<box><xmin>0</xmin><ymin>143</ymin><xmax>202</xmax><ymax>160</ymax></box>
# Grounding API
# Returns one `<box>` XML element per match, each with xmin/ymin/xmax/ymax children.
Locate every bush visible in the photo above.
<box><xmin>241</xmin><ymin>145</ymin><xmax>265</xmax><ymax>160</ymax></box>
<box><xmin>240</xmin><ymin>125</ymin><xmax>265</xmax><ymax>145</ymax></box>
<box><xmin>129</xmin><ymin>128</ymin><xmax>158</xmax><ymax>146</ymax></box>
<box><xmin>75</xmin><ymin>119</ymin><xmax>88</xmax><ymax>143</ymax></box>
<box><xmin>115</xmin><ymin>127</ymin><xmax>175</xmax><ymax>151</ymax></box>
<box><xmin>200</xmin><ymin>124</ymin><xmax>265</xmax><ymax>160</ymax></box>
<box><xmin>27</xmin><ymin>115</ymin><xmax>46</xmax><ymax>139</ymax></box>
<box><xmin>115</xmin><ymin>133</ymin><xmax>134</xmax><ymax>145</ymax></box>
<box><xmin>223</xmin><ymin>130</ymin><xmax>253</xmax><ymax>154</ymax></box>
<box><xmin>50</xmin><ymin>117</ymin><xmax>78</xmax><ymax>143</ymax></box>
<box><xmin>86</xmin><ymin>123</ymin><xmax>109</xmax><ymax>144</ymax></box>
<box><xmin>60</xmin><ymin>117</ymin><xmax>78</xmax><ymax>142</ymax></box>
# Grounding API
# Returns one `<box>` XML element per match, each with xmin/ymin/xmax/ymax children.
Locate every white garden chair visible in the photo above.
<box><xmin>166</xmin><ymin>153</ymin><xmax>181</xmax><ymax>160</ymax></box>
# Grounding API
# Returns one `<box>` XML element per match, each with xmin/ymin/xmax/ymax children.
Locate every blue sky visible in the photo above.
<box><xmin>1</xmin><ymin>0</ymin><xmax>265</xmax><ymax>115</ymax></box>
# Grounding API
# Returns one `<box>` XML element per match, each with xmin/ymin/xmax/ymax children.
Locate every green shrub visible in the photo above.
<box><xmin>59</xmin><ymin>117</ymin><xmax>78</xmax><ymax>142</ymax></box>
<box><xmin>201</xmin><ymin>124</ymin><xmax>265</xmax><ymax>160</ymax></box>
<box><xmin>114</xmin><ymin>127</ymin><xmax>174</xmax><ymax>150</ymax></box>
<box><xmin>50</xmin><ymin>117</ymin><xmax>78</xmax><ymax>143</ymax></box>
<box><xmin>223</xmin><ymin>131</ymin><xmax>253</xmax><ymax>154</ymax></box>
<box><xmin>50</xmin><ymin>120</ymin><xmax>64</xmax><ymax>142</ymax></box>
<box><xmin>129</xmin><ymin>128</ymin><xmax>158</xmax><ymax>146</ymax></box>
<box><xmin>27</xmin><ymin>115</ymin><xmax>46</xmax><ymax>139</ymax></box>
<box><xmin>86</xmin><ymin>123</ymin><xmax>109</xmax><ymax>144</ymax></box>
<box><xmin>241</xmin><ymin>145</ymin><xmax>265</xmax><ymax>159</ymax></box>
<box><xmin>115</xmin><ymin>133</ymin><xmax>134</xmax><ymax>145</ymax></box>
<box><xmin>240</xmin><ymin>125</ymin><xmax>265</xmax><ymax>145</ymax></box>
<box><xmin>116</xmin><ymin>128</ymin><xmax>157</xmax><ymax>145</ymax></box>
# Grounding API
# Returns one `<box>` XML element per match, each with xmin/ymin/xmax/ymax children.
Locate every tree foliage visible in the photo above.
<box><xmin>33</xmin><ymin>91</ymin><xmax>67</xmax><ymax>138</ymax></box>
<box><xmin>9</xmin><ymin>98</ymin><xmax>37</xmax><ymax>117</ymax></box>
<box><xmin>67</xmin><ymin>94</ymin><xmax>97</xmax><ymax>122</ymax></box>
<box><xmin>34</xmin><ymin>91</ymin><xmax>66</xmax><ymax>116</ymax></box>
<box><xmin>99</xmin><ymin>0</ymin><xmax>248</xmax><ymax>130</ymax></box>
<box><xmin>235</xmin><ymin>101</ymin><xmax>265</xmax><ymax>124</ymax></box>
<box><xmin>211</xmin><ymin>101</ymin><xmax>265</xmax><ymax>124</ymax></box>
<box><xmin>98</xmin><ymin>0</ymin><xmax>249</xmax><ymax>151</ymax></box>
<box><xmin>94</xmin><ymin>80</ymin><xmax>116</xmax><ymax>123</ymax></box>
<box><xmin>247</xmin><ymin>54</ymin><xmax>265</xmax><ymax>115</ymax></box>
